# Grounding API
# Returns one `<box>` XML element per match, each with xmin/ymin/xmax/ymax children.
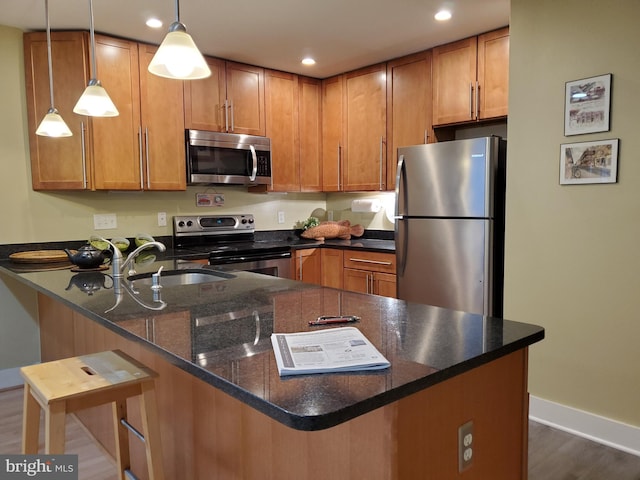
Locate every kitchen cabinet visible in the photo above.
<box><xmin>386</xmin><ymin>51</ymin><xmax>433</xmax><ymax>190</ymax></box>
<box><xmin>320</xmin><ymin>248</ymin><xmax>344</xmax><ymax>289</ymax></box>
<box><xmin>24</xmin><ymin>31</ymin><xmax>91</xmax><ymax>190</ymax></box>
<box><xmin>321</xmin><ymin>63</ymin><xmax>387</xmax><ymax>192</ymax></box>
<box><xmin>257</xmin><ymin>72</ymin><xmax>322</xmax><ymax>193</ymax></box>
<box><xmin>184</xmin><ymin>58</ymin><xmax>265</xmax><ymax>136</ymax></box>
<box><xmin>343</xmin><ymin>251</ymin><xmax>397</xmax><ymax>297</ymax></box>
<box><xmin>432</xmin><ymin>27</ymin><xmax>509</xmax><ymax>126</ymax></box>
<box><xmin>24</xmin><ymin>32</ymin><xmax>186</xmax><ymax>191</ymax></box>
<box><xmin>292</xmin><ymin>248</ymin><xmax>322</xmax><ymax>285</ymax></box>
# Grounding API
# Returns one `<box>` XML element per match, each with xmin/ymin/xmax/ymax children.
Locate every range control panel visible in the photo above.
<box><xmin>173</xmin><ymin>214</ymin><xmax>255</xmax><ymax>238</ymax></box>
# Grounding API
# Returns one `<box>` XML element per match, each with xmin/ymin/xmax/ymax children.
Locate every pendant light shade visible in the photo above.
<box><xmin>37</xmin><ymin>0</ymin><xmax>72</xmax><ymax>137</ymax></box>
<box><xmin>73</xmin><ymin>0</ymin><xmax>119</xmax><ymax>117</ymax></box>
<box><xmin>148</xmin><ymin>0</ymin><xmax>211</xmax><ymax>80</ymax></box>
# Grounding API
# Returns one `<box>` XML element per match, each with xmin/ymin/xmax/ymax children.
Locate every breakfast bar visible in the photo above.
<box><xmin>0</xmin><ymin>259</ymin><xmax>543</xmax><ymax>479</ymax></box>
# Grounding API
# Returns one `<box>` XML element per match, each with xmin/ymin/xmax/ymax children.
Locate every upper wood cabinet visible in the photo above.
<box><xmin>24</xmin><ymin>32</ymin><xmax>186</xmax><ymax>191</ymax></box>
<box><xmin>264</xmin><ymin>72</ymin><xmax>322</xmax><ymax>192</ymax></box>
<box><xmin>24</xmin><ymin>31</ymin><xmax>91</xmax><ymax>190</ymax></box>
<box><xmin>432</xmin><ymin>27</ymin><xmax>509</xmax><ymax>126</ymax></box>
<box><xmin>184</xmin><ymin>58</ymin><xmax>265</xmax><ymax>136</ymax></box>
<box><xmin>298</xmin><ymin>76</ymin><xmax>323</xmax><ymax>192</ymax></box>
<box><xmin>386</xmin><ymin>50</ymin><xmax>433</xmax><ymax>191</ymax></box>
<box><xmin>321</xmin><ymin>63</ymin><xmax>387</xmax><ymax>192</ymax></box>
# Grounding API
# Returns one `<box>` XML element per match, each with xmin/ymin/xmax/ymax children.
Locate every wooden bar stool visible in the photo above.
<box><xmin>20</xmin><ymin>350</ymin><xmax>164</xmax><ymax>480</ymax></box>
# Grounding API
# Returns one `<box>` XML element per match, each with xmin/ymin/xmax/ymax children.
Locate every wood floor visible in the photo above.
<box><xmin>2</xmin><ymin>386</ymin><xmax>639</xmax><ymax>479</ymax></box>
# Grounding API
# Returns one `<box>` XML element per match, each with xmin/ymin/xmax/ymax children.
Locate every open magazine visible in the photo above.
<box><xmin>271</xmin><ymin>327</ymin><xmax>390</xmax><ymax>376</ymax></box>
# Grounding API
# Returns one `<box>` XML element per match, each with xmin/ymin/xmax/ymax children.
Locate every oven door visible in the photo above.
<box><xmin>209</xmin><ymin>251</ymin><xmax>292</xmax><ymax>279</ymax></box>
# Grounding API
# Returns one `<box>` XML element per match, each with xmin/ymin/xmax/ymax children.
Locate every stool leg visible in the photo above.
<box><xmin>112</xmin><ymin>398</ymin><xmax>131</xmax><ymax>480</ymax></box>
<box><xmin>44</xmin><ymin>400</ymin><xmax>66</xmax><ymax>454</ymax></box>
<box><xmin>22</xmin><ymin>384</ymin><xmax>41</xmax><ymax>454</ymax></box>
<box><xmin>140</xmin><ymin>382</ymin><xmax>165</xmax><ymax>480</ymax></box>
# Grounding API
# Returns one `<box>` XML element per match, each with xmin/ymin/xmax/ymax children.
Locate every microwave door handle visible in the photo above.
<box><xmin>249</xmin><ymin>145</ymin><xmax>258</xmax><ymax>182</ymax></box>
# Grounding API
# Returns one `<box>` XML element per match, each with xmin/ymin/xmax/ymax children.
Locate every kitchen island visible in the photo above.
<box><xmin>0</xmin><ymin>258</ymin><xmax>543</xmax><ymax>479</ymax></box>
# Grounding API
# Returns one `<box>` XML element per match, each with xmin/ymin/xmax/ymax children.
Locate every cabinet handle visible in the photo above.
<box><xmin>475</xmin><ymin>81</ymin><xmax>479</xmax><ymax>119</ymax></box>
<box><xmin>469</xmin><ymin>83</ymin><xmax>474</xmax><ymax>119</ymax></box>
<box><xmin>145</xmin><ymin>127</ymin><xmax>151</xmax><ymax>189</ymax></box>
<box><xmin>224</xmin><ymin>100</ymin><xmax>229</xmax><ymax>132</ymax></box>
<box><xmin>229</xmin><ymin>99</ymin><xmax>234</xmax><ymax>132</ymax></box>
<box><xmin>337</xmin><ymin>144</ymin><xmax>342</xmax><ymax>190</ymax></box>
<box><xmin>349</xmin><ymin>258</ymin><xmax>392</xmax><ymax>266</ymax></box>
<box><xmin>424</xmin><ymin>130</ymin><xmax>428</xmax><ymax>144</ymax></box>
<box><xmin>368</xmin><ymin>273</ymin><xmax>373</xmax><ymax>294</ymax></box>
<box><xmin>80</xmin><ymin>121</ymin><xmax>87</xmax><ymax>189</ymax></box>
<box><xmin>138</xmin><ymin>126</ymin><xmax>144</xmax><ymax>189</ymax></box>
<box><xmin>379</xmin><ymin>136</ymin><xmax>384</xmax><ymax>190</ymax></box>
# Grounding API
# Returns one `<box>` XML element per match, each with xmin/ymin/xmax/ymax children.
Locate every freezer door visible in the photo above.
<box><xmin>396</xmin><ymin>217</ymin><xmax>493</xmax><ymax>315</ymax></box>
<box><xmin>396</xmin><ymin>137</ymin><xmax>499</xmax><ymax>218</ymax></box>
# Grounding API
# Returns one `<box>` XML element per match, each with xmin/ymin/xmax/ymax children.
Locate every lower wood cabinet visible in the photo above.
<box><xmin>294</xmin><ymin>248</ymin><xmax>396</xmax><ymax>298</ymax></box>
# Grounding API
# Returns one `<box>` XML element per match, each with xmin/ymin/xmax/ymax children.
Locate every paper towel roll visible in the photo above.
<box><xmin>351</xmin><ymin>199</ymin><xmax>382</xmax><ymax>213</ymax></box>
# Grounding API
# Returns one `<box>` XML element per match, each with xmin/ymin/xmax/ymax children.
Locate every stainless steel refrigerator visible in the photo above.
<box><xmin>395</xmin><ymin>136</ymin><xmax>506</xmax><ymax>317</ymax></box>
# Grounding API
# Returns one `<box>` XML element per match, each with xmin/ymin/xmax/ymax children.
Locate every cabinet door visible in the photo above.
<box><xmin>293</xmin><ymin>248</ymin><xmax>322</xmax><ymax>285</ymax></box>
<box><xmin>321</xmin><ymin>75</ymin><xmax>343</xmax><ymax>191</ymax></box>
<box><xmin>265</xmin><ymin>70</ymin><xmax>299</xmax><ymax>192</ymax></box>
<box><xmin>343</xmin><ymin>63</ymin><xmax>387</xmax><ymax>191</ymax></box>
<box><xmin>24</xmin><ymin>31</ymin><xmax>91</xmax><ymax>190</ymax></box>
<box><xmin>138</xmin><ymin>43</ymin><xmax>186</xmax><ymax>190</ymax></box>
<box><xmin>477</xmin><ymin>27</ymin><xmax>509</xmax><ymax>120</ymax></box>
<box><xmin>432</xmin><ymin>36</ymin><xmax>477</xmax><ymax>125</ymax></box>
<box><xmin>298</xmin><ymin>76</ymin><xmax>323</xmax><ymax>192</ymax></box>
<box><xmin>320</xmin><ymin>248</ymin><xmax>343</xmax><ymax>289</ymax></box>
<box><xmin>373</xmin><ymin>272</ymin><xmax>397</xmax><ymax>298</ymax></box>
<box><xmin>91</xmin><ymin>35</ymin><xmax>142</xmax><ymax>190</ymax></box>
<box><xmin>343</xmin><ymin>268</ymin><xmax>370</xmax><ymax>294</ymax></box>
<box><xmin>386</xmin><ymin>51</ymin><xmax>433</xmax><ymax>191</ymax></box>
<box><xmin>225</xmin><ymin>62</ymin><xmax>265</xmax><ymax>136</ymax></box>
<box><xmin>184</xmin><ymin>56</ymin><xmax>227</xmax><ymax>131</ymax></box>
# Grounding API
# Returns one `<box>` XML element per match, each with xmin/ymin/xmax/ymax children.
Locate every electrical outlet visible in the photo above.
<box><xmin>327</xmin><ymin>210</ymin><xmax>334</xmax><ymax>221</ymax></box>
<box><xmin>93</xmin><ymin>213</ymin><xmax>117</xmax><ymax>230</ymax></box>
<box><xmin>277</xmin><ymin>211</ymin><xmax>285</xmax><ymax>224</ymax></box>
<box><xmin>458</xmin><ymin>420</ymin><xmax>474</xmax><ymax>472</ymax></box>
<box><xmin>157</xmin><ymin>212</ymin><xmax>167</xmax><ymax>227</ymax></box>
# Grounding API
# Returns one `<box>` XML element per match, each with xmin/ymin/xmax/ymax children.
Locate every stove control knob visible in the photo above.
<box><xmin>187</xmin><ymin>220</ymin><xmax>193</xmax><ymax>227</ymax></box>
<box><xmin>178</xmin><ymin>221</ymin><xmax>185</xmax><ymax>227</ymax></box>
<box><xmin>248</xmin><ymin>218</ymin><xmax>254</xmax><ymax>224</ymax></box>
<box><xmin>241</xmin><ymin>218</ymin><xmax>247</xmax><ymax>224</ymax></box>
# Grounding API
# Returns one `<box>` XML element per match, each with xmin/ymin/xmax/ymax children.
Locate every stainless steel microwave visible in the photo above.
<box><xmin>186</xmin><ymin>130</ymin><xmax>272</xmax><ymax>186</ymax></box>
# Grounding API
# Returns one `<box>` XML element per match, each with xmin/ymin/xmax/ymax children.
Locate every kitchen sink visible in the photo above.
<box><xmin>128</xmin><ymin>268</ymin><xmax>235</xmax><ymax>287</ymax></box>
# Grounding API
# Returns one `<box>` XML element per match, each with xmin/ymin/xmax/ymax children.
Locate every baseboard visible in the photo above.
<box><xmin>529</xmin><ymin>395</ymin><xmax>640</xmax><ymax>457</ymax></box>
<box><xmin>0</xmin><ymin>367</ymin><xmax>24</xmax><ymax>390</ymax></box>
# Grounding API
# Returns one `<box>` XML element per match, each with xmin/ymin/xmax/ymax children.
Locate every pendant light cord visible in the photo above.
<box><xmin>88</xmin><ymin>0</ymin><xmax>97</xmax><ymax>79</ymax></box>
<box><xmin>174</xmin><ymin>0</ymin><xmax>180</xmax><ymax>23</ymax></box>
<box><xmin>45</xmin><ymin>0</ymin><xmax>55</xmax><ymax>108</ymax></box>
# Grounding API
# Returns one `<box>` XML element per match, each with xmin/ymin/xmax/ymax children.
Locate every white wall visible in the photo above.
<box><xmin>506</xmin><ymin>0</ymin><xmax>640</xmax><ymax>428</ymax></box>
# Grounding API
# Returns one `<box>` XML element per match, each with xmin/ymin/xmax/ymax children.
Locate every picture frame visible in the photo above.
<box><xmin>564</xmin><ymin>73</ymin><xmax>612</xmax><ymax>136</ymax></box>
<box><xmin>559</xmin><ymin>139</ymin><xmax>619</xmax><ymax>185</ymax></box>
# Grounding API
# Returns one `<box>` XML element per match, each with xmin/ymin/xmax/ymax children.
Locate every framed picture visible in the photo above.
<box><xmin>564</xmin><ymin>73</ymin><xmax>612</xmax><ymax>136</ymax></box>
<box><xmin>560</xmin><ymin>139</ymin><xmax>619</xmax><ymax>185</ymax></box>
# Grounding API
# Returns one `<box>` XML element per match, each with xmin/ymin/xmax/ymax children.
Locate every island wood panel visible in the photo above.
<box><xmin>38</xmin><ymin>292</ymin><xmax>529</xmax><ymax>479</ymax></box>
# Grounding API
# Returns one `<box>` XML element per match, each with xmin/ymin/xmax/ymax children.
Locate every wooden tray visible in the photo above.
<box><xmin>9</xmin><ymin>250</ymin><xmax>73</xmax><ymax>264</ymax></box>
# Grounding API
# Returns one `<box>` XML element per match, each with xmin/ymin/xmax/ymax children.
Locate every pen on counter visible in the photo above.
<box><xmin>309</xmin><ymin>315</ymin><xmax>360</xmax><ymax>326</ymax></box>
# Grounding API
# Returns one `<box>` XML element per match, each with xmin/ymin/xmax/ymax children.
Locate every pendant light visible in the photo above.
<box><xmin>148</xmin><ymin>0</ymin><xmax>211</xmax><ymax>80</ymax></box>
<box><xmin>36</xmin><ymin>0</ymin><xmax>72</xmax><ymax>137</ymax></box>
<box><xmin>73</xmin><ymin>0</ymin><xmax>119</xmax><ymax>117</ymax></box>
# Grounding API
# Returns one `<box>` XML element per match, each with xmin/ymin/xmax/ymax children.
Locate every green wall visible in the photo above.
<box><xmin>506</xmin><ymin>0</ymin><xmax>640</xmax><ymax>427</ymax></box>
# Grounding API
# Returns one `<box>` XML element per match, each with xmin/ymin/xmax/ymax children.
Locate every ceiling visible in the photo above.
<box><xmin>1</xmin><ymin>0</ymin><xmax>510</xmax><ymax>78</ymax></box>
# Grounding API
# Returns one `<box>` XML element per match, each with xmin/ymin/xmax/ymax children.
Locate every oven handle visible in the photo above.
<box><xmin>209</xmin><ymin>251</ymin><xmax>292</xmax><ymax>265</ymax></box>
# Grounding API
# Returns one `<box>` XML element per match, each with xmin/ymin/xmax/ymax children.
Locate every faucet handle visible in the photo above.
<box><xmin>151</xmin><ymin>265</ymin><xmax>164</xmax><ymax>290</ymax></box>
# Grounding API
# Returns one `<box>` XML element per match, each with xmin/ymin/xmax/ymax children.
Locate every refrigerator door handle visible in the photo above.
<box><xmin>395</xmin><ymin>154</ymin><xmax>408</xmax><ymax>278</ymax></box>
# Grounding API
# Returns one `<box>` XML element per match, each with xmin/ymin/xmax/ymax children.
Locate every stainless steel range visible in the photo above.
<box><xmin>173</xmin><ymin>214</ymin><xmax>292</xmax><ymax>278</ymax></box>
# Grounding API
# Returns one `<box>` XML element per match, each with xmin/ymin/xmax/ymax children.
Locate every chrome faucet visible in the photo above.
<box><xmin>94</xmin><ymin>236</ymin><xmax>166</xmax><ymax>279</ymax></box>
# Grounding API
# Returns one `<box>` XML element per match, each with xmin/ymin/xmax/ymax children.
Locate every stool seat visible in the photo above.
<box><xmin>21</xmin><ymin>350</ymin><xmax>164</xmax><ymax>480</ymax></box>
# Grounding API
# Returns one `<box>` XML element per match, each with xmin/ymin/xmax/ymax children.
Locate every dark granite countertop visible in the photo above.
<box><xmin>0</xmin><ymin>258</ymin><xmax>543</xmax><ymax>431</ymax></box>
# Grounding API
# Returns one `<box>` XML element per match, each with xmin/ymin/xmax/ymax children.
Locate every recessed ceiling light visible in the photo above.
<box><xmin>434</xmin><ymin>10</ymin><xmax>452</xmax><ymax>21</ymax></box>
<box><xmin>146</xmin><ymin>18</ymin><xmax>163</xmax><ymax>29</ymax></box>
<box><xmin>301</xmin><ymin>57</ymin><xmax>316</xmax><ymax>66</ymax></box>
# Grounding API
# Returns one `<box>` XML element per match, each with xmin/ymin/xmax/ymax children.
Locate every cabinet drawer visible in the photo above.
<box><xmin>343</xmin><ymin>251</ymin><xmax>395</xmax><ymax>274</ymax></box>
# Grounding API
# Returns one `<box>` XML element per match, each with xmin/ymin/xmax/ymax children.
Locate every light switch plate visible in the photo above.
<box><xmin>93</xmin><ymin>213</ymin><xmax>117</xmax><ymax>230</ymax></box>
